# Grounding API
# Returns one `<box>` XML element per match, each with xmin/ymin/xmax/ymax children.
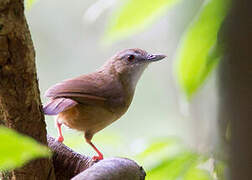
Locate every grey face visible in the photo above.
<box><xmin>118</xmin><ymin>49</ymin><xmax>166</xmax><ymax>65</ymax></box>
<box><xmin>105</xmin><ymin>48</ymin><xmax>166</xmax><ymax>89</ymax></box>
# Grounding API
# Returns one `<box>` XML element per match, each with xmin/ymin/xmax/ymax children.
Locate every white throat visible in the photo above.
<box><xmin>127</xmin><ymin>64</ymin><xmax>148</xmax><ymax>90</ymax></box>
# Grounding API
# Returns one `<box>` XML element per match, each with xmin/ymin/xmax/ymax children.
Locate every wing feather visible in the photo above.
<box><xmin>44</xmin><ymin>73</ymin><xmax>108</xmax><ymax>105</ymax></box>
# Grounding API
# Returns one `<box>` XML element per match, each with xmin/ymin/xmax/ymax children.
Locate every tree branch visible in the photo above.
<box><xmin>72</xmin><ymin>158</ymin><xmax>146</xmax><ymax>180</ymax></box>
<box><xmin>47</xmin><ymin>136</ymin><xmax>146</xmax><ymax>180</ymax></box>
<box><xmin>47</xmin><ymin>135</ymin><xmax>93</xmax><ymax>179</ymax></box>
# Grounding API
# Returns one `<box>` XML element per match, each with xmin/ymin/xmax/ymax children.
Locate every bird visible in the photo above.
<box><xmin>43</xmin><ymin>48</ymin><xmax>166</xmax><ymax>161</ymax></box>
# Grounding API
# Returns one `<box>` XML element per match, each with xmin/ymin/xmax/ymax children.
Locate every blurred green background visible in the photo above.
<box><xmin>1</xmin><ymin>0</ymin><xmax>229</xmax><ymax>179</ymax></box>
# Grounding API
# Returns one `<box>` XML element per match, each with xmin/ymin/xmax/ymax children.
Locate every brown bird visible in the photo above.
<box><xmin>43</xmin><ymin>48</ymin><xmax>166</xmax><ymax>161</ymax></box>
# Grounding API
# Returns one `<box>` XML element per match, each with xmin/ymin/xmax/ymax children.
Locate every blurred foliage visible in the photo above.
<box><xmin>25</xmin><ymin>0</ymin><xmax>37</xmax><ymax>10</ymax></box>
<box><xmin>64</xmin><ymin>131</ymin><xmax>122</xmax><ymax>148</ymax></box>
<box><xmin>176</xmin><ymin>0</ymin><xmax>230</xmax><ymax>98</ymax></box>
<box><xmin>0</xmin><ymin>126</ymin><xmax>50</xmax><ymax>171</ymax></box>
<box><xmin>185</xmin><ymin>168</ymin><xmax>211</xmax><ymax>180</ymax></box>
<box><xmin>136</xmin><ymin>138</ymin><xmax>212</xmax><ymax>180</ymax></box>
<box><xmin>105</xmin><ymin>0</ymin><xmax>230</xmax><ymax>98</ymax></box>
<box><xmin>214</xmin><ymin>160</ymin><xmax>227</xmax><ymax>180</ymax></box>
<box><xmin>105</xmin><ymin>0</ymin><xmax>180</xmax><ymax>42</ymax></box>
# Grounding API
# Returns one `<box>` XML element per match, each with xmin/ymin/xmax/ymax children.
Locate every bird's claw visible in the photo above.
<box><xmin>57</xmin><ymin>136</ymin><xmax>64</xmax><ymax>143</ymax></box>
<box><xmin>92</xmin><ymin>155</ymin><xmax>103</xmax><ymax>162</ymax></box>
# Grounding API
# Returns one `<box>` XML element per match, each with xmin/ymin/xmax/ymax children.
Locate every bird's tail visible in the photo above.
<box><xmin>43</xmin><ymin>98</ymin><xmax>77</xmax><ymax>115</ymax></box>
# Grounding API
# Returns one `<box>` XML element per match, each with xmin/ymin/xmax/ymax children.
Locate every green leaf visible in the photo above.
<box><xmin>136</xmin><ymin>138</ymin><xmax>212</xmax><ymax>180</ymax></box>
<box><xmin>0</xmin><ymin>126</ymin><xmax>51</xmax><ymax>171</ymax></box>
<box><xmin>136</xmin><ymin>138</ymin><xmax>184</xmax><ymax>169</ymax></box>
<box><xmin>184</xmin><ymin>168</ymin><xmax>212</xmax><ymax>180</ymax></box>
<box><xmin>25</xmin><ymin>0</ymin><xmax>37</xmax><ymax>10</ymax></box>
<box><xmin>147</xmin><ymin>152</ymin><xmax>199</xmax><ymax>180</ymax></box>
<box><xmin>105</xmin><ymin>0</ymin><xmax>180</xmax><ymax>42</ymax></box>
<box><xmin>176</xmin><ymin>0</ymin><xmax>230</xmax><ymax>98</ymax></box>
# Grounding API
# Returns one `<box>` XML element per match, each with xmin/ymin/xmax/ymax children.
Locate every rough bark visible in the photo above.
<box><xmin>47</xmin><ymin>136</ymin><xmax>93</xmax><ymax>179</ymax></box>
<box><xmin>218</xmin><ymin>0</ymin><xmax>252</xmax><ymax>179</ymax></box>
<box><xmin>0</xmin><ymin>0</ymin><xmax>55</xmax><ymax>179</ymax></box>
<box><xmin>0</xmin><ymin>106</ymin><xmax>4</xmax><ymax>125</ymax></box>
<box><xmin>48</xmin><ymin>136</ymin><xmax>146</xmax><ymax>180</ymax></box>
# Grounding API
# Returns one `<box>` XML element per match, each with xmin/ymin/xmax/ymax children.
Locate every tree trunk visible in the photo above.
<box><xmin>0</xmin><ymin>0</ymin><xmax>55</xmax><ymax>179</ymax></box>
<box><xmin>218</xmin><ymin>0</ymin><xmax>252</xmax><ymax>179</ymax></box>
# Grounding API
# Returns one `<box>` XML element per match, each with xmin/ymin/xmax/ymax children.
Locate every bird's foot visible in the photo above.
<box><xmin>92</xmin><ymin>155</ymin><xmax>103</xmax><ymax>162</ymax></box>
<box><xmin>57</xmin><ymin>136</ymin><xmax>64</xmax><ymax>143</ymax></box>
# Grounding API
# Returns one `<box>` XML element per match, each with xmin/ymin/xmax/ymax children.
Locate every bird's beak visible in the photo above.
<box><xmin>147</xmin><ymin>54</ymin><xmax>167</xmax><ymax>62</ymax></box>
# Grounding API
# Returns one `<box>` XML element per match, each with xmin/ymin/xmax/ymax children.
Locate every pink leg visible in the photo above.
<box><xmin>85</xmin><ymin>133</ymin><xmax>103</xmax><ymax>161</ymax></box>
<box><xmin>87</xmin><ymin>141</ymin><xmax>103</xmax><ymax>161</ymax></box>
<box><xmin>56</xmin><ymin>119</ymin><xmax>64</xmax><ymax>142</ymax></box>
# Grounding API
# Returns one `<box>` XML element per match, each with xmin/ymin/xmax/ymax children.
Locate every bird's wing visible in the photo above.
<box><xmin>43</xmin><ymin>74</ymin><xmax>109</xmax><ymax>115</ymax></box>
<box><xmin>44</xmin><ymin>73</ymin><xmax>107</xmax><ymax>105</ymax></box>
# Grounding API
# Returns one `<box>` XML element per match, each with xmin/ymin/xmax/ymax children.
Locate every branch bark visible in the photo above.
<box><xmin>47</xmin><ymin>136</ymin><xmax>146</xmax><ymax>180</ymax></box>
<box><xmin>47</xmin><ymin>135</ymin><xmax>93</xmax><ymax>179</ymax></box>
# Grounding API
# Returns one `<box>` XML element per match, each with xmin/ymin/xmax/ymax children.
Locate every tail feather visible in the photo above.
<box><xmin>43</xmin><ymin>98</ymin><xmax>78</xmax><ymax>115</ymax></box>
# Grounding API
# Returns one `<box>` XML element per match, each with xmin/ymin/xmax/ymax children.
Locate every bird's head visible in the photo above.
<box><xmin>103</xmin><ymin>48</ymin><xmax>166</xmax><ymax>88</ymax></box>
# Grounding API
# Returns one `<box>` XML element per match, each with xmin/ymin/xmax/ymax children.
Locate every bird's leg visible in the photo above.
<box><xmin>85</xmin><ymin>133</ymin><xmax>103</xmax><ymax>161</ymax></box>
<box><xmin>56</xmin><ymin>118</ymin><xmax>64</xmax><ymax>142</ymax></box>
<box><xmin>88</xmin><ymin>141</ymin><xmax>104</xmax><ymax>161</ymax></box>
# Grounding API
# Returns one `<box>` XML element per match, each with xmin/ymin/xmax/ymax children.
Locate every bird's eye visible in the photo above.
<box><xmin>127</xmin><ymin>55</ymin><xmax>135</xmax><ymax>62</ymax></box>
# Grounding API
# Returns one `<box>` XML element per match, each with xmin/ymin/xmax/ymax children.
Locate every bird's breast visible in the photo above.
<box><xmin>58</xmin><ymin>103</ymin><xmax>122</xmax><ymax>133</ymax></box>
<box><xmin>106</xmin><ymin>91</ymin><xmax>134</xmax><ymax>118</ymax></box>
